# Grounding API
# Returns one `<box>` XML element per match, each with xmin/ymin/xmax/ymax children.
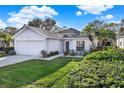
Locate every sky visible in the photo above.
<box><xmin>0</xmin><ymin>5</ymin><xmax>123</xmax><ymax>31</ymax></box>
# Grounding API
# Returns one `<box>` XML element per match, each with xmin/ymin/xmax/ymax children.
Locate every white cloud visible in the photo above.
<box><xmin>99</xmin><ymin>14</ymin><xmax>114</xmax><ymax>20</ymax></box>
<box><xmin>105</xmin><ymin>14</ymin><xmax>114</xmax><ymax>20</ymax></box>
<box><xmin>77</xmin><ymin>5</ymin><xmax>114</xmax><ymax>15</ymax></box>
<box><xmin>7</xmin><ymin>5</ymin><xmax>58</xmax><ymax>28</ymax></box>
<box><xmin>76</xmin><ymin>11</ymin><xmax>82</xmax><ymax>16</ymax></box>
<box><xmin>0</xmin><ymin>19</ymin><xmax>7</xmax><ymax>28</ymax></box>
<box><xmin>109</xmin><ymin>20</ymin><xmax>120</xmax><ymax>23</ymax></box>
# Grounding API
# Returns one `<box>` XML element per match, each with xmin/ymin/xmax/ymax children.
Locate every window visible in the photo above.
<box><xmin>66</xmin><ymin>41</ymin><xmax>69</xmax><ymax>51</ymax></box>
<box><xmin>76</xmin><ymin>41</ymin><xmax>85</xmax><ymax>51</ymax></box>
<box><xmin>120</xmin><ymin>42</ymin><xmax>122</xmax><ymax>46</ymax></box>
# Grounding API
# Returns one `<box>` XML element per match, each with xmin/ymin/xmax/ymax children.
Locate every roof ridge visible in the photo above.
<box><xmin>27</xmin><ymin>26</ymin><xmax>62</xmax><ymax>38</ymax></box>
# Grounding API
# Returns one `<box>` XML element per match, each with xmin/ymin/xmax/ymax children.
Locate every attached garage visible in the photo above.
<box><xmin>13</xmin><ymin>26</ymin><xmax>63</xmax><ymax>56</ymax></box>
<box><xmin>16</xmin><ymin>40</ymin><xmax>44</xmax><ymax>56</ymax></box>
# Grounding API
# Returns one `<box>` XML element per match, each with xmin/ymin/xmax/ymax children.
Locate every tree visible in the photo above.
<box><xmin>82</xmin><ymin>20</ymin><xmax>116</xmax><ymax>49</ymax></box>
<box><xmin>105</xmin><ymin>23</ymin><xmax>120</xmax><ymax>33</ymax></box>
<box><xmin>28</xmin><ymin>18</ymin><xmax>43</xmax><ymax>28</ymax></box>
<box><xmin>5</xmin><ymin>26</ymin><xmax>17</xmax><ymax>35</ymax></box>
<box><xmin>96</xmin><ymin>28</ymin><xmax>116</xmax><ymax>47</ymax></box>
<box><xmin>0</xmin><ymin>32</ymin><xmax>12</xmax><ymax>47</ymax></box>
<box><xmin>28</xmin><ymin>18</ymin><xmax>56</xmax><ymax>31</ymax></box>
<box><xmin>43</xmin><ymin>18</ymin><xmax>56</xmax><ymax>30</ymax></box>
<box><xmin>83</xmin><ymin>23</ymin><xmax>96</xmax><ymax>49</ymax></box>
<box><xmin>121</xmin><ymin>18</ymin><xmax>124</xmax><ymax>26</ymax></box>
<box><xmin>5</xmin><ymin>33</ymin><xmax>12</xmax><ymax>46</ymax></box>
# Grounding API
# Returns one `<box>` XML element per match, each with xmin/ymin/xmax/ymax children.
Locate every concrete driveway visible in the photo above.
<box><xmin>0</xmin><ymin>54</ymin><xmax>63</xmax><ymax>68</ymax></box>
<box><xmin>0</xmin><ymin>55</ymin><xmax>39</xmax><ymax>67</ymax></box>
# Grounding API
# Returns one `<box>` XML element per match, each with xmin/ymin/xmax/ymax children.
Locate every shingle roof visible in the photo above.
<box><xmin>27</xmin><ymin>26</ymin><xmax>62</xmax><ymax>38</ymax></box>
<box><xmin>59</xmin><ymin>28</ymin><xmax>80</xmax><ymax>35</ymax></box>
<box><xmin>15</xmin><ymin>26</ymin><xmax>88</xmax><ymax>39</ymax></box>
<box><xmin>58</xmin><ymin>28</ymin><xmax>82</xmax><ymax>38</ymax></box>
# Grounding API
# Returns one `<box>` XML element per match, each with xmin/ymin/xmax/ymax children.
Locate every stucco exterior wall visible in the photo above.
<box><xmin>117</xmin><ymin>38</ymin><xmax>124</xmax><ymax>48</ymax></box>
<box><xmin>14</xmin><ymin>28</ymin><xmax>47</xmax><ymax>56</ymax></box>
<box><xmin>48</xmin><ymin>39</ymin><xmax>63</xmax><ymax>53</ymax></box>
<box><xmin>63</xmin><ymin>38</ymin><xmax>95</xmax><ymax>52</ymax></box>
<box><xmin>47</xmin><ymin>39</ymin><xmax>63</xmax><ymax>53</ymax></box>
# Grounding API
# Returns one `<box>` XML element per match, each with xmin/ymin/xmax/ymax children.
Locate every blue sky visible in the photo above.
<box><xmin>0</xmin><ymin>5</ymin><xmax>123</xmax><ymax>31</ymax></box>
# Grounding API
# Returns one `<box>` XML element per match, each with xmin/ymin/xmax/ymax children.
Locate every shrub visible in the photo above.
<box><xmin>41</xmin><ymin>50</ymin><xmax>59</xmax><ymax>57</ymax></box>
<box><xmin>68</xmin><ymin>49</ymin><xmax>124</xmax><ymax>88</ymax></box>
<box><xmin>50</xmin><ymin>51</ymin><xmax>54</xmax><ymax>56</ymax></box>
<box><xmin>69</xmin><ymin>50</ymin><xmax>76</xmax><ymax>56</ymax></box>
<box><xmin>54</xmin><ymin>51</ymin><xmax>59</xmax><ymax>55</ymax></box>
<box><xmin>50</xmin><ymin>51</ymin><xmax>59</xmax><ymax>56</ymax></box>
<box><xmin>4</xmin><ymin>47</ymin><xmax>14</xmax><ymax>54</ymax></box>
<box><xmin>103</xmin><ymin>46</ymin><xmax>113</xmax><ymax>50</ymax></box>
<box><xmin>64</xmin><ymin>51</ymin><xmax>69</xmax><ymax>56</ymax></box>
<box><xmin>68</xmin><ymin>60</ymin><xmax>124</xmax><ymax>88</ymax></box>
<box><xmin>8</xmin><ymin>50</ymin><xmax>16</xmax><ymax>55</ymax></box>
<box><xmin>82</xmin><ymin>50</ymin><xmax>90</xmax><ymax>56</ymax></box>
<box><xmin>0</xmin><ymin>52</ymin><xmax>6</xmax><ymax>57</ymax></box>
<box><xmin>41</xmin><ymin>50</ymin><xmax>48</xmax><ymax>57</ymax></box>
<box><xmin>119</xmin><ymin>48</ymin><xmax>124</xmax><ymax>53</ymax></box>
<box><xmin>83</xmin><ymin>49</ymin><xmax>124</xmax><ymax>61</ymax></box>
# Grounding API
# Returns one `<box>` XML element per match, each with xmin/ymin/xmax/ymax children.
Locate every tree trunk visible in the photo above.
<box><xmin>91</xmin><ymin>40</ymin><xmax>96</xmax><ymax>49</ymax></box>
<box><xmin>102</xmin><ymin>40</ymin><xmax>105</xmax><ymax>48</ymax></box>
<box><xmin>88</xmin><ymin>34</ymin><xmax>96</xmax><ymax>49</ymax></box>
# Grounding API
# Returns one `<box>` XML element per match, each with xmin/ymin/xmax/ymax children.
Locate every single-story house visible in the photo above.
<box><xmin>117</xmin><ymin>27</ymin><xmax>124</xmax><ymax>48</ymax></box>
<box><xmin>13</xmin><ymin>26</ymin><xmax>98</xmax><ymax>56</ymax></box>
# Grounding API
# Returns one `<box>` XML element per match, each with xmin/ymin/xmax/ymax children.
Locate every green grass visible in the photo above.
<box><xmin>0</xmin><ymin>57</ymin><xmax>82</xmax><ymax>88</ymax></box>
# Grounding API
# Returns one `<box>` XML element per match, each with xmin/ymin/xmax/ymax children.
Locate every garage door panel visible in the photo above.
<box><xmin>16</xmin><ymin>40</ymin><xmax>44</xmax><ymax>56</ymax></box>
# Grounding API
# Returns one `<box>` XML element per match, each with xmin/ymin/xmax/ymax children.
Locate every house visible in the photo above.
<box><xmin>59</xmin><ymin>28</ymin><xmax>98</xmax><ymax>53</ymax></box>
<box><xmin>13</xmin><ymin>26</ymin><xmax>98</xmax><ymax>56</ymax></box>
<box><xmin>117</xmin><ymin>27</ymin><xmax>124</xmax><ymax>48</ymax></box>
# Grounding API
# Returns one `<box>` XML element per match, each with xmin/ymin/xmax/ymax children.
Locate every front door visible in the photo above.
<box><xmin>66</xmin><ymin>41</ymin><xmax>69</xmax><ymax>51</ymax></box>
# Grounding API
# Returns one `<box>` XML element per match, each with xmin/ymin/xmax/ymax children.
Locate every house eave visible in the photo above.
<box><xmin>12</xmin><ymin>26</ymin><xmax>48</xmax><ymax>39</ymax></box>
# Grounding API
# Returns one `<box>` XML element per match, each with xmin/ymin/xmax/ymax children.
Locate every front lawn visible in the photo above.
<box><xmin>0</xmin><ymin>57</ymin><xmax>82</xmax><ymax>88</ymax></box>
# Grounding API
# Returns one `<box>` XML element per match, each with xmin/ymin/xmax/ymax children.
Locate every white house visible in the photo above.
<box><xmin>13</xmin><ymin>26</ymin><xmax>98</xmax><ymax>56</ymax></box>
<box><xmin>117</xmin><ymin>27</ymin><xmax>124</xmax><ymax>48</ymax></box>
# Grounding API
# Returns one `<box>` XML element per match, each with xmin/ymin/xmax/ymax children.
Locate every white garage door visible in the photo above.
<box><xmin>16</xmin><ymin>40</ymin><xmax>44</xmax><ymax>56</ymax></box>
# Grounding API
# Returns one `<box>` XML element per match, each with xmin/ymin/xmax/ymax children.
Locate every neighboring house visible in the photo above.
<box><xmin>13</xmin><ymin>26</ymin><xmax>98</xmax><ymax>56</ymax></box>
<box><xmin>117</xmin><ymin>27</ymin><xmax>124</xmax><ymax>48</ymax></box>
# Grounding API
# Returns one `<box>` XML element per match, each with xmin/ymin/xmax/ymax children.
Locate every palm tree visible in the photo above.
<box><xmin>0</xmin><ymin>32</ymin><xmax>12</xmax><ymax>47</ymax></box>
<box><xmin>82</xmin><ymin>20</ymin><xmax>116</xmax><ymax>49</ymax></box>
<box><xmin>5</xmin><ymin>33</ymin><xmax>12</xmax><ymax>46</ymax></box>
<box><xmin>83</xmin><ymin>23</ymin><xmax>96</xmax><ymax>49</ymax></box>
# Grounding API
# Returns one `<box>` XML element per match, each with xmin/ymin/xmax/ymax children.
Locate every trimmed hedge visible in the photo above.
<box><xmin>83</xmin><ymin>49</ymin><xmax>124</xmax><ymax>61</ymax></box>
<box><xmin>68</xmin><ymin>60</ymin><xmax>124</xmax><ymax>88</ymax></box>
<box><xmin>68</xmin><ymin>49</ymin><xmax>124</xmax><ymax>88</ymax></box>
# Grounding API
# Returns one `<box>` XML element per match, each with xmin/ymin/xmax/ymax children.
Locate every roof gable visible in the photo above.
<box><xmin>58</xmin><ymin>28</ymin><xmax>82</xmax><ymax>38</ymax></box>
<box><xmin>59</xmin><ymin>28</ymin><xmax>80</xmax><ymax>35</ymax></box>
<box><xmin>13</xmin><ymin>26</ymin><xmax>62</xmax><ymax>39</ymax></box>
